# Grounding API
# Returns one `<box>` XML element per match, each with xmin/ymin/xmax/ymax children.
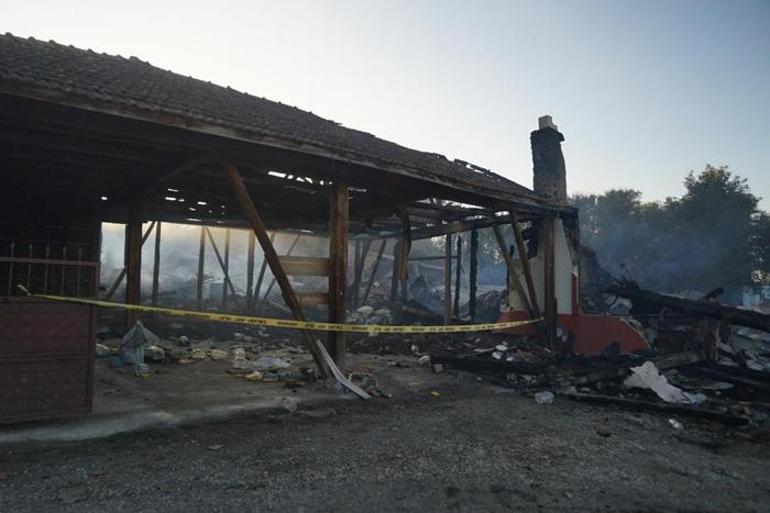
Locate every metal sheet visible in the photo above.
<box><xmin>0</xmin><ymin>297</ymin><xmax>94</xmax><ymax>423</ymax></box>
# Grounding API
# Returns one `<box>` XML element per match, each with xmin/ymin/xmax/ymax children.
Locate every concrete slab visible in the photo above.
<box><xmin>0</xmin><ymin>349</ymin><xmax>448</xmax><ymax>446</ymax></box>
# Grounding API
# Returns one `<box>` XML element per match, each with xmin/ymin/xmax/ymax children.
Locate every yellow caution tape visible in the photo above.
<box><xmin>17</xmin><ymin>285</ymin><xmax>540</xmax><ymax>334</ymax></box>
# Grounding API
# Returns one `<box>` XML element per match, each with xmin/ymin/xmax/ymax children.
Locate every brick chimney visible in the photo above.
<box><xmin>530</xmin><ymin>115</ymin><xmax>567</xmax><ymax>204</ymax></box>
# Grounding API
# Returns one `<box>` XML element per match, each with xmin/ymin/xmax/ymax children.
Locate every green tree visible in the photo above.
<box><xmin>571</xmin><ymin>165</ymin><xmax>766</xmax><ymax>297</ymax></box>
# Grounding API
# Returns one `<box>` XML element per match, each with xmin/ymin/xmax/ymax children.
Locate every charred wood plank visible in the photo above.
<box><xmin>607</xmin><ymin>283</ymin><xmax>770</xmax><ymax>332</ymax></box>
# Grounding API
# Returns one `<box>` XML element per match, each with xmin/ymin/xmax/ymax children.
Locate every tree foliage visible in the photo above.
<box><xmin>572</xmin><ymin>165</ymin><xmax>769</xmax><ymax>296</ymax></box>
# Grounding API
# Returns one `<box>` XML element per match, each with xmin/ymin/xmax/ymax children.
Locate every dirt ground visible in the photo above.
<box><xmin>2</xmin><ymin>376</ymin><xmax>769</xmax><ymax>513</ymax></box>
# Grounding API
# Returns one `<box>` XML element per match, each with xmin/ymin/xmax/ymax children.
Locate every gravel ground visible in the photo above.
<box><xmin>1</xmin><ymin>382</ymin><xmax>769</xmax><ymax>513</ymax></box>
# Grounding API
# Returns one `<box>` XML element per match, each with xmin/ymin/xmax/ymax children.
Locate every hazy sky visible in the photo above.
<box><xmin>3</xmin><ymin>0</ymin><xmax>769</xmax><ymax>207</ymax></box>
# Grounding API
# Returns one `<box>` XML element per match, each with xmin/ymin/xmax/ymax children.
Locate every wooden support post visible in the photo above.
<box><xmin>542</xmin><ymin>217</ymin><xmax>557</xmax><ymax>349</ymax></box>
<box><xmin>204</xmin><ymin>227</ymin><xmax>238</xmax><ymax>300</ymax></box>
<box><xmin>453</xmin><ymin>235</ymin><xmax>462</xmax><ymax>317</ymax></box>
<box><xmin>492</xmin><ymin>223</ymin><xmax>534</xmax><ymax>318</ymax></box>
<box><xmin>222</xmin><ymin>228</ymin><xmax>231</xmax><ymax>309</ymax></box>
<box><xmin>245</xmin><ymin>231</ymin><xmax>256</xmax><ymax>313</ymax></box>
<box><xmin>328</xmin><ymin>181</ymin><xmax>349</xmax><ymax>366</ymax></box>
<box><xmin>261</xmin><ymin>233</ymin><xmax>301</xmax><ymax>305</ymax></box>
<box><xmin>151</xmin><ymin>221</ymin><xmax>162</xmax><ymax>306</ymax></box>
<box><xmin>222</xmin><ymin>161</ymin><xmax>327</xmax><ymax>376</ymax></box>
<box><xmin>252</xmin><ymin>231</ymin><xmax>275</xmax><ymax>312</ymax></box>
<box><xmin>362</xmin><ymin>239</ymin><xmax>387</xmax><ymax>306</ymax></box>
<box><xmin>350</xmin><ymin>239</ymin><xmax>371</xmax><ymax>308</ymax></box>
<box><xmin>510</xmin><ymin>210</ymin><xmax>541</xmax><ymax>319</ymax></box>
<box><xmin>105</xmin><ymin>221</ymin><xmax>155</xmax><ymax>301</ymax></box>
<box><xmin>444</xmin><ymin>233</ymin><xmax>452</xmax><ymax>325</ymax></box>
<box><xmin>390</xmin><ymin>241</ymin><xmax>401</xmax><ymax>301</ymax></box>
<box><xmin>196</xmin><ymin>226</ymin><xmax>205</xmax><ymax>310</ymax></box>
<box><xmin>397</xmin><ymin>211</ymin><xmax>411</xmax><ymax>303</ymax></box>
<box><xmin>469</xmin><ymin>229</ymin><xmax>478</xmax><ymax>322</ymax></box>
<box><xmin>124</xmin><ymin>199</ymin><xmax>143</xmax><ymax>327</ymax></box>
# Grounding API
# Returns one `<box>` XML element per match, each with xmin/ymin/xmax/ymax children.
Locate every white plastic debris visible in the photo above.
<box><xmin>120</xmin><ymin>321</ymin><xmax>159</xmax><ymax>365</ymax></box>
<box><xmin>534</xmin><ymin>391</ymin><xmax>554</xmax><ymax>404</ymax></box>
<box><xmin>495</xmin><ymin>344</ymin><xmax>508</xmax><ymax>352</ymax></box>
<box><xmin>624</xmin><ymin>361</ymin><xmax>705</xmax><ymax>405</ymax></box>
<box><xmin>432</xmin><ymin>363</ymin><xmax>445</xmax><ymax>373</ymax></box>
<box><xmin>492</xmin><ymin>351</ymin><xmax>504</xmax><ymax>360</ymax></box>
<box><xmin>356</xmin><ymin>305</ymin><xmax>374</xmax><ymax>316</ymax></box>
<box><xmin>668</xmin><ymin>418</ymin><xmax>684</xmax><ymax>430</ymax></box>
<box><xmin>418</xmin><ymin>355</ymin><xmax>431</xmax><ymax>366</ymax></box>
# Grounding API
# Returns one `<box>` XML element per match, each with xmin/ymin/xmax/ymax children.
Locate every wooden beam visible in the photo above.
<box><xmin>390</xmin><ymin>241</ymin><xmax>401</xmax><ymax>301</ymax></box>
<box><xmin>124</xmin><ymin>198</ymin><xmax>143</xmax><ymax>327</ymax></box>
<box><xmin>469</xmin><ymin>228</ymin><xmax>478</xmax><ymax>322</ymax></box>
<box><xmin>361</xmin><ymin>239</ymin><xmax>387</xmax><ymax>306</ymax></box>
<box><xmin>245</xmin><ymin>231</ymin><xmax>256</xmax><ymax>313</ymax></box>
<box><xmin>196</xmin><ymin>226</ymin><xmax>205</xmax><ymax>310</ymax></box>
<box><xmin>492</xmin><ymin>223</ymin><xmax>534</xmax><ymax>318</ymax></box>
<box><xmin>280</xmin><ymin>256</ymin><xmax>330</xmax><ymax>276</ymax></box>
<box><xmin>261</xmin><ymin>233</ymin><xmax>301</xmax><ymax>304</ymax></box>
<box><xmin>298</xmin><ymin>292</ymin><xmax>330</xmax><ymax>306</ymax></box>
<box><xmin>328</xmin><ymin>181</ymin><xmax>349</xmax><ymax>366</ymax></box>
<box><xmin>222</xmin><ymin>161</ymin><xmax>327</xmax><ymax>376</ymax></box>
<box><xmin>444</xmin><ymin>233</ymin><xmax>452</xmax><ymax>325</ymax></box>
<box><xmin>222</xmin><ymin>228</ymin><xmax>231</xmax><ymax>309</ymax></box>
<box><xmin>350</xmin><ymin>239</ymin><xmax>372</xmax><ymax>307</ymax></box>
<box><xmin>151</xmin><ymin>221</ymin><xmax>161</xmax><ymax>306</ymax></box>
<box><xmin>99</xmin><ymin>155</ymin><xmax>208</xmax><ymax>214</ymax></box>
<box><xmin>397</xmin><ymin>211</ymin><xmax>411</xmax><ymax>303</ymax></box>
<box><xmin>453</xmin><ymin>235</ymin><xmax>462</xmax><ymax>318</ymax></box>
<box><xmin>510</xmin><ymin>210</ymin><xmax>541</xmax><ymax>319</ymax></box>
<box><xmin>252</xmin><ymin>231</ymin><xmax>275</xmax><ymax>312</ymax></box>
<box><xmin>104</xmin><ymin>221</ymin><xmax>156</xmax><ymax>301</ymax></box>
<box><xmin>203</xmin><ymin>227</ymin><xmax>238</xmax><ymax>299</ymax></box>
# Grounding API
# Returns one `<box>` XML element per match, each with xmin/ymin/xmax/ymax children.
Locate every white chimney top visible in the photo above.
<box><xmin>538</xmin><ymin>115</ymin><xmax>558</xmax><ymax>130</ymax></box>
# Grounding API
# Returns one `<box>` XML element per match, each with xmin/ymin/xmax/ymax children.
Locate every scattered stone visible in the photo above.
<box><xmin>244</xmin><ymin>371</ymin><xmax>264</xmax><ymax>382</ymax></box>
<box><xmin>432</xmin><ymin>363</ymin><xmax>445</xmax><ymax>373</ymax></box>
<box><xmin>144</xmin><ymin>345</ymin><xmax>165</xmax><ymax>362</ymax></box>
<box><xmin>253</xmin><ymin>356</ymin><xmax>290</xmax><ymax>371</ymax></box>
<box><xmin>418</xmin><ymin>355</ymin><xmax>431</xmax><ymax>366</ymax></box>
<box><xmin>208</xmin><ymin>444</ymin><xmax>223</xmax><ymax>451</ymax></box>
<box><xmin>430</xmin><ymin>391</ymin><xmax>441</xmax><ymax>398</ymax></box>
<box><xmin>209</xmin><ymin>349</ymin><xmax>228</xmax><ymax>361</ymax></box>
<box><xmin>280</xmin><ymin>396</ymin><xmax>298</xmax><ymax>413</ymax></box>
<box><xmin>668</xmin><ymin>418</ymin><xmax>684</xmax><ymax>430</ymax></box>
<box><xmin>133</xmin><ymin>363</ymin><xmax>150</xmax><ymax>378</ymax></box>
<box><xmin>95</xmin><ymin>343</ymin><xmax>111</xmax><ymax>358</ymax></box>
<box><xmin>234</xmin><ymin>332</ymin><xmax>256</xmax><ymax>343</ymax></box>
<box><xmin>190</xmin><ymin>348</ymin><xmax>207</xmax><ymax>360</ymax></box>
<box><xmin>177</xmin><ymin>335</ymin><xmax>191</xmax><ymax>347</ymax></box>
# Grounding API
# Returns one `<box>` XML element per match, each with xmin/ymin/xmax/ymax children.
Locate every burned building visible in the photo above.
<box><xmin>0</xmin><ymin>34</ymin><xmax>604</xmax><ymax>422</ymax></box>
